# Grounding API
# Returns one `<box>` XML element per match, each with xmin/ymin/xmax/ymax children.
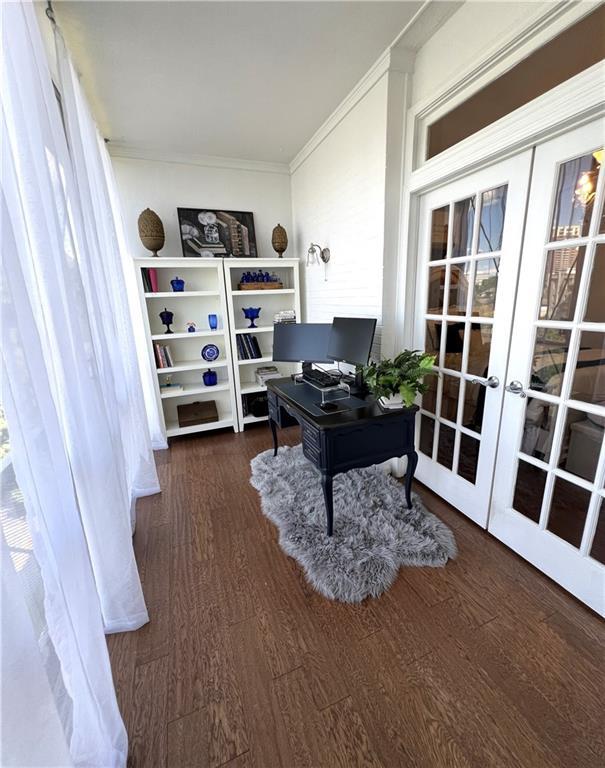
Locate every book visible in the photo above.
<box><xmin>164</xmin><ymin>345</ymin><xmax>174</xmax><ymax>368</ymax></box>
<box><xmin>242</xmin><ymin>334</ymin><xmax>254</xmax><ymax>359</ymax></box>
<box><xmin>149</xmin><ymin>267</ymin><xmax>158</xmax><ymax>293</ymax></box>
<box><xmin>250</xmin><ymin>335</ymin><xmax>262</xmax><ymax>358</ymax></box>
<box><xmin>236</xmin><ymin>335</ymin><xmax>247</xmax><ymax>360</ymax></box>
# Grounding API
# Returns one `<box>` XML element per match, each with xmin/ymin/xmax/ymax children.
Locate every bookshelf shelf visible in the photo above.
<box><xmin>136</xmin><ymin>257</ymin><xmax>238</xmax><ymax>439</ymax></box>
<box><xmin>160</xmin><ymin>383</ymin><xmax>231</xmax><ymax>399</ymax></box>
<box><xmin>224</xmin><ymin>258</ymin><xmax>300</xmax><ymax>429</ymax></box>
<box><xmin>145</xmin><ymin>290</ymin><xmax>220</xmax><ymax>298</ymax></box>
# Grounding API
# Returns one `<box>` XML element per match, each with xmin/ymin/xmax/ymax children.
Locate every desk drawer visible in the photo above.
<box><xmin>301</xmin><ymin>419</ymin><xmax>322</xmax><ymax>468</ymax></box>
<box><xmin>328</xmin><ymin>417</ymin><xmax>414</xmax><ymax>472</ymax></box>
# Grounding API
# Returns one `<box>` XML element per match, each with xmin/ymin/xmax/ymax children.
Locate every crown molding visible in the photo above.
<box><xmin>107</xmin><ymin>142</ymin><xmax>291</xmax><ymax>176</ymax></box>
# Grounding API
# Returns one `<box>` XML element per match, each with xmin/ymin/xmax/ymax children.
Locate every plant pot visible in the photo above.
<box><xmin>378</xmin><ymin>393</ymin><xmax>405</xmax><ymax>409</ymax></box>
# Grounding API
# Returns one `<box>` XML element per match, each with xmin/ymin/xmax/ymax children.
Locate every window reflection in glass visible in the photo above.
<box><xmin>419</xmin><ymin>415</ymin><xmax>435</xmax><ymax>457</ymax></box>
<box><xmin>520</xmin><ymin>398</ymin><xmax>558</xmax><ymax>462</ymax></box>
<box><xmin>547</xmin><ymin>477</ymin><xmax>591</xmax><ymax>549</ymax></box>
<box><xmin>467</xmin><ymin>324</ymin><xmax>492</xmax><ymax>378</ymax></box>
<box><xmin>443</xmin><ymin>322</ymin><xmax>465</xmax><ymax>372</ymax></box>
<box><xmin>425</xmin><ymin>320</ymin><xmax>441</xmax><ymax>359</ymax></box>
<box><xmin>422</xmin><ymin>375</ymin><xmax>438</xmax><ymax>414</ymax></box>
<box><xmin>513</xmin><ymin>460</ymin><xmax>546</xmax><ymax>523</ymax></box>
<box><xmin>570</xmin><ymin>331</ymin><xmax>605</xmax><ymax>405</ymax></box>
<box><xmin>437</xmin><ymin>423</ymin><xmax>456</xmax><ymax>469</ymax></box>
<box><xmin>462</xmin><ymin>380</ymin><xmax>484</xmax><ymax>434</ymax></box>
<box><xmin>430</xmin><ymin>205</ymin><xmax>449</xmax><ymax>261</ymax></box>
<box><xmin>584</xmin><ymin>244</ymin><xmax>605</xmax><ymax>323</ymax></box>
<box><xmin>549</xmin><ymin>150</ymin><xmax>602</xmax><ymax>241</ymax></box>
<box><xmin>440</xmin><ymin>374</ymin><xmax>460</xmax><ymax>422</ymax></box>
<box><xmin>458</xmin><ymin>434</ymin><xmax>479</xmax><ymax>484</ymax></box>
<box><xmin>448</xmin><ymin>262</ymin><xmax>471</xmax><ymax>315</ymax></box>
<box><xmin>427</xmin><ymin>266</ymin><xmax>446</xmax><ymax>314</ymax></box>
<box><xmin>451</xmin><ymin>197</ymin><xmax>475</xmax><ymax>259</ymax></box>
<box><xmin>472</xmin><ymin>258</ymin><xmax>499</xmax><ymax>317</ymax></box>
<box><xmin>590</xmin><ymin>499</ymin><xmax>605</xmax><ymax>565</ymax></box>
<box><xmin>478</xmin><ymin>185</ymin><xmax>507</xmax><ymax>253</ymax></box>
<box><xmin>539</xmin><ymin>247</ymin><xmax>586</xmax><ymax>321</ymax></box>
<box><xmin>558</xmin><ymin>407</ymin><xmax>602</xmax><ymax>482</ymax></box>
<box><xmin>530</xmin><ymin>327</ymin><xmax>571</xmax><ymax>396</ymax></box>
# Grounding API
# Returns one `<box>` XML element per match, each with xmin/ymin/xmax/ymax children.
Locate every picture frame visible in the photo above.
<box><xmin>177</xmin><ymin>208</ymin><xmax>257</xmax><ymax>258</ymax></box>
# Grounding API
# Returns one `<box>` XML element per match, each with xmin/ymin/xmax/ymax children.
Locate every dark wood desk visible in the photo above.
<box><xmin>267</xmin><ymin>378</ymin><xmax>418</xmax><ymax>536</ymax></box>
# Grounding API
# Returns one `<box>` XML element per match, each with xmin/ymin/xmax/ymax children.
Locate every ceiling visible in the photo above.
<box><xmin>56</xmin><ymin>1</ymin><xmax>430</xmax><ymax>164</ymax></box>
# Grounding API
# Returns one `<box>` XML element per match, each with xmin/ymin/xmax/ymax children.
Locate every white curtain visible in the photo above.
<box><xmin>1</xmin><ymin>1</ymin><xmax>162</xmax><ymax>764</ymax></box>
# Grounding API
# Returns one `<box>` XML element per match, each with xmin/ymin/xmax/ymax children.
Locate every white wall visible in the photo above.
<box><xmin>110</xmin><ymin>155</ymin><xmax>292</xmax><ymax>261</ymax></box>
<box><xmin>290</xmin><ymin>74</ymin><xmax>388</xmax><ymax>350</ymax></box>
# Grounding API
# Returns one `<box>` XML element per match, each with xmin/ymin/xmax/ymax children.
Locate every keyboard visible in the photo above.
<box><xmin>302</xmin><ymin>369</ymin><xmax>341</xmax><ymax>389</ymax></box>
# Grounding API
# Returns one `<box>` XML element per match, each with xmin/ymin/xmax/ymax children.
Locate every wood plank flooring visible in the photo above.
<box><xmin>108</xmin><ymin>426</ymin><xmax>605</xmax><ymax>768</ymax></box>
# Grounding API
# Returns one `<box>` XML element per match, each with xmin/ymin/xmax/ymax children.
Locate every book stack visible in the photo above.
<box><xmin>255</xmin><ymin>365</ymin><xmax>281</xmax><ymax>386</ymax></box>
<box><xmin>153</xmin><ymin>343</ymin><xmax>174</xmax><ymax>368</ymax></box>
<box><xmin>236</xmin><ymin>333</ymin><xmax>262</xmax><ymax>360</ymax></box>
<box><xmin>141</xmin><ymin>267</ymin><xmax>158</xmax><ymax>293</ymax></box>
<box><xmin>160</xmin><ymin>382</ymin><xmax>183</xmax><ymax>393</ymax></box>
<box><xmin>274</xmin><ymin>309</ymin><xmax>296</xmax><ymax>324</ymax></box>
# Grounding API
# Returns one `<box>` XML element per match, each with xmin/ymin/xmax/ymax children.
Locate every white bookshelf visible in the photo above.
<box><xmin>135</xmin><ymin>257</ymin><xmax>239</xmax><ymax>439</ymax></box>
<box><xmin>223</xmin><ymin>258</ymin><xmax>301</xmax><ymax>430</ymax></box>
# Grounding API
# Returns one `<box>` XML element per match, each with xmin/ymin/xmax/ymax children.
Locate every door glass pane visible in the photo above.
<box><xmin>571</xmin><ymin>331</ymin><xmax>605</xmax><ymax>405</ymax></box>
<box><xmin>472</xmin><ymin>258</ymin><xmax>499</xmax><ymax>317</ymax></box>
<box><xmin>467</xmin><ymin>324</ymin><xmax>491</xmax><ymax>377</ymax></box>
<box><xmin>430</xmin><ymin>205</ymin><xmax>449</xmax><ymax>261</ymax></box>
<box><xmin>549</xmin><ymin>151</ymin><xmax>601</xmax><ymax>241</ymax></box>
<box><xmin>599</xmin><ymin>196</ymin><xmax>605</xmax><ymax>234</ymax></box>
<box><xmin>462</xmin><ymin>380</ymin><xmax>484</xmax><ymax>434</ymax></box>
<box><xmin>520</xmin><ymin>398</ymin><xmax>558</xmax><ymax>462</ymax></box>
<box><xmin>539</xmin><ymin>247</ymin><xmax>586</xmax><ymax>321</ymax></box>
<box><xmin>530</xmin><ymin>328</ymin><xmax>571</xmax><ymax>396</ymax></box>
<box><xmin>421</xmin><ymin>375</ymin><xmax>438</xmax><ymax>414</ymax></box>
<box><xmin>448</xmin><ymin>262</ymin><xmax>471</xmax><ymax>315</ymax></box>
<box><xmin>440</xmin><ymin>374</ymin><xmax>460</xmax><ymax>422</ymax></box>
<box><xmin>584</xmin><ymin>244</ymin><xmax>605</xmax><ymax>322</ymax></box>
<box><xmin>458</xmin><ymin>434</ymin><xmax>479</xmax><ymax>484</ymax></box>
<box><xmin>546</xmin><ymin>477</ymin><xmax>591</xmax><ymax>548</ymax></box>
<box><xmin>590</xmin><ymin>499</ymin><xmax>605</xmax><ymax>564</ymax></box>
<box><xmin>558</xmin><ymin>407</ymin><xmax>603</xmax><ymax>482</ymax></box>
<box><xmin>419</xmin><ymin>415</ymin><xmax>435</xmax><ymax>456</ymax></box>
<box><xmin>451</xmin><ymin>197</ymin><xmax>475</xmax><ymax>258</ymax></box>
<box><xmin>443</xmin><ymin>322</ymin><xmax>464</xmax><ymax>371</ymax></box>
<box><xmin>427</xmin><ymin>266</ymin><xmax>446</xmax><ymax>314</ymax></box>
<box><xmin>478</xmin><ymin>185</ymin><xmax>507</xmax><ymax>253</ymax></box>
<box><xmin>513</xmin><ymin>460</ymin><xmax>547</xmax><ymax>522</ymax></box>
<box><xmin>425</xmin><ymin>321</ymin><xmax>441</xmax><ymax>358</ymax></box>
<box><xmin>437</xmin><ymin>423</ymin><xmax>455</xmax><ymax>469</ymax></box>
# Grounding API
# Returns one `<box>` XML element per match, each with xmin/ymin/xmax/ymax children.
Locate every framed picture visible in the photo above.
<box><xmin>177</xmin><ymin>208</ymin><xmax>257</xmax><ymax>258</ymax></box>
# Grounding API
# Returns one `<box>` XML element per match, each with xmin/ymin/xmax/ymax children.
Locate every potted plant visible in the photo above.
<box><xmin>361</xmin><ymin>350</ymin><xmax>436</xmax><ymax>409</ymax></box>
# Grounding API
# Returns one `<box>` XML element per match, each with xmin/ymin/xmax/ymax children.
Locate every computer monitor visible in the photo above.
<box><xmin>272</xmin><ymin>323</ymin><xmax>333</xmax><ymax>363</ymax></box>
<box><xmin>327</xmin><ymin>317</ymin><xmax>377</xmax><ymax>366</ymax></box>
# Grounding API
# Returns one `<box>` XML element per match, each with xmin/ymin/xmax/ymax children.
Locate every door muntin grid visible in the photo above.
<box><xmin>511</xmin><ymin>148</ymin><xmax>605</xmax><ymax>560</ymax></box>
<box><xmin>420</xmin><ymin>185</ymin><xmax>508</xmax><ymax>485</ymax></box>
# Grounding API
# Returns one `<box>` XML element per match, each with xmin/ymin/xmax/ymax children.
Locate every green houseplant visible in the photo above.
<box><xmin>361</xmin><ymin>350</ymin><xmax>436</xmax><ymax>408</ymax></box>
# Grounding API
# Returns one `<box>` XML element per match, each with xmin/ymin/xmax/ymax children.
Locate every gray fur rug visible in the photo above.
<box><xmin>250</xmin><ymin>444</ymin><xmax>457</xmax><ymax>602</ymax></box>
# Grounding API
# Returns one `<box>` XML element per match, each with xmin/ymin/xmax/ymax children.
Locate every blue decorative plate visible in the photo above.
<box><xmin>201</xmin><ymin>343</ymin><xmax>220</xmax><ymax>362</ymax></box>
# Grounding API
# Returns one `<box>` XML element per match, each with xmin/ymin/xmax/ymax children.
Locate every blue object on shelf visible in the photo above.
<box><xmin>208</xmin><ymin>313</ymin><xmax>218</xmax><ymax>331</ymax></box>
<box><xmin>170</xmin><ymin>276</ymin><xmax>185</xmax><ymax>292</ymax></box>
<box><xmin>201</xmin><ymin>343</ymin><xmax>220</xmax><ymax>362</ymax></box>
<box><xmin>203</xmin><ymin>369</ymin><xmax>218</xmax><ymax>386</ymax></box>
<box><xmin>242</xmin><ymin>307</ymin><xmax>261</xmax><ymax>328</ymax></box>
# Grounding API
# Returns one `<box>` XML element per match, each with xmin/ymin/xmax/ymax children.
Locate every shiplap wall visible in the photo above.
<box><xmin>290</xmin><ymin>75</ymin><xmax>388</xmax><ymax>358</ymax></box>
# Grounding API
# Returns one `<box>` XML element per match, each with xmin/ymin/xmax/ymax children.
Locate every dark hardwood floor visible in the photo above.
<box><xmin>108</xmin><ymin>425</ymin><xmax>605</xmax><ymax>768</ymax></box>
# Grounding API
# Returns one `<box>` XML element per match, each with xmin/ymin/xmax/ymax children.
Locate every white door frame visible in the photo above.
<box><xmin>397</xmin><ymin>62</ymin><xmax>605</xmax><ymax>353</ymax></box>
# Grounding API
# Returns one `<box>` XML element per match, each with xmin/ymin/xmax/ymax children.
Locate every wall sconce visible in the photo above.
<box><xmin>307</xmin><ymin>242</ymin><xmax>331</xmax><ymax>281</ymax></box>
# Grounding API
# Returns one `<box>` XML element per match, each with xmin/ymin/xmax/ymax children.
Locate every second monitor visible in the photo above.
<box><xmin>327</xmin><ymin>317</ymin><xmax>377</xmax><ymax>366</ymax></box>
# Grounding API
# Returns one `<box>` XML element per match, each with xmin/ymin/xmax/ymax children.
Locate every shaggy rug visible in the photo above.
<box><xmin>250</xmin><ymin>444</ymin><xmax>457</xmax><ymax>602</ymax></box>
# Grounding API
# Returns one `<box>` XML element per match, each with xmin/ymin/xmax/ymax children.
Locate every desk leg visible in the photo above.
<box><xmin>405</xmin><ymin>450</ymin><xmax>418</xmax><ymax>509</ymax></box>
<box><xmin>321</xmin><ymin>472</ymin><xmax>334</xmax><ymax>536</ymax></box>
<box><xmin>269</xmin><ymin>418</ymin><xmax>278</xmax><ymax>457</ymax></box>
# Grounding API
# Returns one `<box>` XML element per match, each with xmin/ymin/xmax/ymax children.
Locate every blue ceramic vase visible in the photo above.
<box><xmin>203</xmin><ymin>369</ymin><xmax>218</xmax><ymax>386</ymax></box>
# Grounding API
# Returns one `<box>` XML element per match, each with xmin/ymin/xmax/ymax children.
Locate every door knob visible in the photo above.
<box><xmin>471</xmin><ymin>375</ymin><xmax>500</xmax><ymax>389</ymax></box>
<box><xmin>505</xmin><ymin>380</ymin><xmax>527</xmax><ymax>398</ymax></box>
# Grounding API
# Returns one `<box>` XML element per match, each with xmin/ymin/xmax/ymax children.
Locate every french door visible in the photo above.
<box><xmin>414</xmin><ymin>152</ymin><xmax>533</xmax><ymax>526</ymax></box>
<box><xmin>415</xmin><ymin>119</ymin><xmax>605</xmax><ymax>613</ymax></box>
<box><xmin>490</xmin><ymin>121</ymin><xmax>605</xmax><ymax>614</ymax></box>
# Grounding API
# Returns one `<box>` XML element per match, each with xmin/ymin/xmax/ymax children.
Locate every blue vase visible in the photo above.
<box><xmin>208</xmin><ymin>313</ymin><xmax>218</xmax><ymax>331</ymax></box>
<box><xmin>242</xmin><ymin>307</ymin><xmax>261</xmax><ymax>328</ymax></box>
<box><xmin>170</xmin><ymin>276</ymin><xmax>185</xmax><ymax>292</ymax></box>
<box><xmin>203</xmin><ymin>369</ymin><xmax>217</xmax><ymax>386</ymax></box>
